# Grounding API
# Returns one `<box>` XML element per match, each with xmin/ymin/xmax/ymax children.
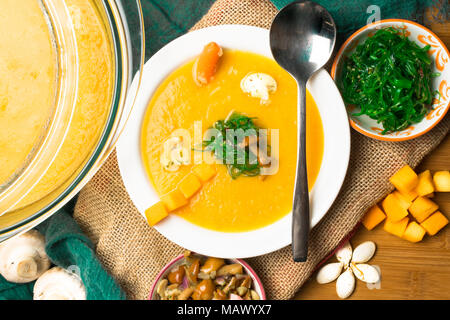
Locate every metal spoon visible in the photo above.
<box><xmin>270</xmin><ymin>1</ymin><xmax>336</xmax><ymax>262</ymax></box>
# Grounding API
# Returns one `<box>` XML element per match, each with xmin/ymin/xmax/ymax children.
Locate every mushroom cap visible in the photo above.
<box><xmin>33</xmin><ymin>267</ymin><xmax>87</xmax><ymax>300</ymax></box>
<box><xmin>0</xmin><ymin>230</ymin><xmax>51</xmax><ymax>283</ymax></box>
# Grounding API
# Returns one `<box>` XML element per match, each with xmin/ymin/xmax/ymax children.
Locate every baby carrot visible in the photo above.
<box><xmin>193</xmin><ymin>42</ymin><xmax>223</xmax><ymax>85</ymax></box>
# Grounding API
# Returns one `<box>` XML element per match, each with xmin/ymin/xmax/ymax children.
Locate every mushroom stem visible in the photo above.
<box><xmin>0</xmin><ymin>230</ymin><xmax>50</xmax><ymax>283</ymax></box>
<box><xmin>17</xmin><ymin>258</ymin><xmax>38</xmax><ymax>279</ymax></box>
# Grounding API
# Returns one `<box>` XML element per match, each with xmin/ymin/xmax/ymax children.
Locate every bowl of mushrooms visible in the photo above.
<box><xmin>150</xmin><ymin>251</ymin><xmax>266</xmax><ymax>300</ymax></box>
<box><xmin>0</xmin><ymin>230</ymin><xmax>86</xmax><ymax>300</ymax></box>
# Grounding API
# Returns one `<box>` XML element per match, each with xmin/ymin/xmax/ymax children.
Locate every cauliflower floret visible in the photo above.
<box><xmin>240</xmin><ymin>73</ymin><xmax>277</xmax><ymax>104</ymax></box>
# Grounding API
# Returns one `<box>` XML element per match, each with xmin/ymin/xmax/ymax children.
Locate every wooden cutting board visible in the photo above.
<box><xmin>296</xmin><ymin>20</ymin><xmax>450</xmax><ymax>300</ymax></box>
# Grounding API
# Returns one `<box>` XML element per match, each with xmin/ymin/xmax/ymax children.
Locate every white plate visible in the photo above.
<box><xmin>117</xmin><ymin>25</ymin><xmax>350</xmax><ymax>258</ymax></box>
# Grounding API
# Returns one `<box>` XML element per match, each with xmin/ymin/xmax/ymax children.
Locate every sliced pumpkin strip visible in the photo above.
<box><xmin>409</xmin><ymin>196</ymin><xmax>439</xmax><ymax>223</ymax></box>
<box><xmin>415</xmin><ymin>170</ymin><xmax>435</xmax><ymax>196</ymax></box>
<box><xmin>433</xmin><ymin>171</ymin><xmax>450</xmax><ymax>192</ymax></box>
<box><xmin>402</xmin><ymin>221</ymin><xmax>426</xmax><ymax>243</ymax></box>
<box><xmin>421</xmin><ymin>211</ymin><xmax>449</xmax><ymax>236</ymax></box>
<box><xmin>393</xmin><ymin>191</ymin><xmax>412</xmax><ymax>210</ymax></box>
<box><xmin>383</xmin><ymin>217</ymin><xmax>409</xmax><ymax>238</ymax></box>
<box><xmin>145</xmin><ymin>202</ymin><xmax>169</xmax><ymax>226</ymax></box>
<box><xmin>161</xmin><ymin>189</ymin><xmax>188</xmax><ymax>212</ymax></box>
<box><xmin>382</xmin><ymin>193</ymin><xmax>409</xmax><ymax>222</ymax></box>
<box><xmin>389</xmin><ymin>165</ymin><xmax>419</xmax><ymax>194</ymax></box>
<box><xmin>362</xmin><ymin>204</ymin><xmax>386</xmax><ymax>230</ymax></box>
<box><xmin>192</xmin><ymin>163</ymin><xmax>217</xmax><ymax>182</ymax></box>
<box><xmin>178</xmin><ymin>173</ymin><xmax>202</xmax><ymax>199</ymax></box>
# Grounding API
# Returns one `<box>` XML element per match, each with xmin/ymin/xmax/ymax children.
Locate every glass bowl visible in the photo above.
<box><xmin>0</xmin><ymin>0</ymin><xmax>145</xmax><ymax>241</ymax></box>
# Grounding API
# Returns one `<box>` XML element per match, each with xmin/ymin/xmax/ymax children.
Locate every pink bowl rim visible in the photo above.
<box><xmin>149</xmin><ymin>254</ymin><xmax>267</xmax><ymax>300</ymax></box>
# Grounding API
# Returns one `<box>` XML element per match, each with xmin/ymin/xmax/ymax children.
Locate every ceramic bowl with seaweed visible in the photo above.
<box><xmin>332</xmin><ymin>19</ymin><xmax>449</xmax><ymax>141</ymax></box>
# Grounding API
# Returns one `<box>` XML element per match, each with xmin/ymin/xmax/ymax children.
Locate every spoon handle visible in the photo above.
<box><xmin>292</xmin><ymin>80</ymin><xmax>309</xmax><ymax>262</ymax></box>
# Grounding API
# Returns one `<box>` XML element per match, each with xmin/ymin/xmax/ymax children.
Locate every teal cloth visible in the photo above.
<box><xmin>142</xmin><ymin>0</ymin><xmax>216</xmax><ymax>60</ymax></box>
<box><xmin>271</xmin><ymin>0</ymin><xmax>447</xmax><ymax>43</ymax></box>
<box><xmin>1</xmin><ymin>0</ymin><xmax>445</xmax><ymax>300</ymax></box>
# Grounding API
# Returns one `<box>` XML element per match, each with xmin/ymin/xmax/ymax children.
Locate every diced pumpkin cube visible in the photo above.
<box><xmin>421</xmin><ymin>211</ymin><xmax>449</xmax><ymax>236</ymax></box>
<box><xmin>415</xmin><ymin>170</ymin><xmax>435</xmax><ymax>196</ymax></box>
<box><xmin>433</xmin><ymin>171</ymin><xmax>450</xmax><ymax>192</ymax></box>
<box><xmin>409</xmin><ymin>196</ymin><xmax>439</xmax><ymax>223</ymax></box>
<box><xmin>389</xmin><ymin>165</ymin><xmax>419</xmax><ymax>193</ymax></box>
<box><xmin>145</xmin><ymin>202</ymin><xmax>169</xmax><ymax>226</ymax></box>
<box><xmin>381</xmin><ymin>193</ymin><xmax>409</xmax><ymax>222</ymax></box>
<box><xmin>402</xmin><ymin>221</ymin><xmax>426</xmax><ymax>243</ymax></box>
<box><xmin>161</xmin><ymin>189</ymin><xmax>188</xmax><ymax>212</ymax></box>
<box><xmin>425</xmin><ymin>193</ymin><xmax>434</xmax><ymax>198</ymax></box>
<box><xmin>383</xmin><ymin>217</ymin><xmax>409</xmax><ymax>238</ymax></box>
<box><xmin>192</xmin><ymin>164</ymin><xmax>216</xmax><ymax>182</ymax></box>
<box><xmin>398</xmin><ymin>188</ymin><xmax>418</xmax><ymax>203</ymax></box>
<box><xmin>362</xmin><ymin>204</ymin><xmax>386</xmax><ymax>230</ymax></box>
<box><xmin>393</xmin><ymin>191</ymin><xmax>412</xmax><ymax>210</ymax></box>
<box><xmin>178</xmin><ymin>173</ymin><xmax>202</xmax><ymax>198</ymax></box>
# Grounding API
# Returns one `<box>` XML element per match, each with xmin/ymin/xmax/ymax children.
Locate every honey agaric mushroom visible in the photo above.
<box><xmin>33</xmin><ymin>267</ymin><xmax>86</xmax><ymax>300</ymax></box>
<box><xmin>0</xmin><ymin>230</ymin><xmax>51</xmax><ymax>283</ymax></box>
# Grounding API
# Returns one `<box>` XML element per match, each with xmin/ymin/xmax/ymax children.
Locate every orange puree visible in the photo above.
<box><xmin>0</xmin><ymin>0</ymin><xmax>57</xmax><ymax>186</ymax></box>
<box><xmin>2</xmin><ymin>0</ymin><xmax>114</xmax><ymax>209</ymax></box>
<box><xmin>142</xmin><ymin>50</ymin><xmax>324</xmax><ymax>232</ymax></box>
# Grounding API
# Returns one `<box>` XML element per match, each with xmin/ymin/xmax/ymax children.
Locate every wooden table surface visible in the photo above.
<box><xmin>296</xmin><ymin>18</ymin><xmax>450</xmax><ymax>300</ymax></box>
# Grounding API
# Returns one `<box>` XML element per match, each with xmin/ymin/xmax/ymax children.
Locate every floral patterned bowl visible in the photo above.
<box><xmin>331</xmin><ymin>19</ymin><xmax>449</xmax><ymax>141</ymax></box>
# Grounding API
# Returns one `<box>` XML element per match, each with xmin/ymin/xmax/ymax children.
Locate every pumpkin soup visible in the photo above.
<box><xmin>141</xmin><ymin>50</ymin><xmax>324</xmax><ymax>232</ymax></box>
<box><xmin>16</xmin><ymin>0</ymin><xmax>114</xmax><ymax>208</ymax></box>
<box><xmin>0</xmin><ymin>0</ymin><xmax>57</xmax><ymax>187</ymax></box>
<box><xmin>0</xmin><ymin>0</ymin><xmax>114</xmax><ymax>210</ymax></box>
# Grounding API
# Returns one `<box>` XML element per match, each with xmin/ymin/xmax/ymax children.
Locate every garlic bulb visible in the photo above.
<box><xmin>0</xmin><ymin>230</ymin><xmax>51</xmax><ymax>283</ymax></box>
<box><xmin>33</xmin><ymin>267</ymin><xmax>86</xmax><ymax>300</ymax></box>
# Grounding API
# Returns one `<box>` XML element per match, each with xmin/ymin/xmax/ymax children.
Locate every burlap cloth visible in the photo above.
<box><xmin>74</xmin><ymin>0</ymin><xmax>450</xmax><ymax>299</ymax></box>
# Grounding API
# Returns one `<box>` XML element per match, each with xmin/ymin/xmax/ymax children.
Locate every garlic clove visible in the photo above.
<box><xmin>351</xmin><ymin>263</ymin><xmax>380</xmax><ymax>283</ymax></box>
<box><xmin>335</xmin><ymin>241</ymin><xmax>352</xmax><ymax>267</ymax></box>
<box><xmin>33</xmin><ymin>267</ymin><xmax>86</xmax><ymax>300</ymax></box>
<box><xmin>0</xmin><ymin>230</ymin><xmax>50</xmax><ymax>283</ymax></box>
<box><xmin>336</xmin><ymin>268</ymin><xmax>355</xmax><ymax>299</ymax></box>
<box><xmin>352</xmin><ymin>241</ymin><xmax>376</xmax><ymax>263</ymax></box>
<box><xmin>316</xmin><ymin>262</ymin><xmax>343</xmax><ymax>284</ymax></box>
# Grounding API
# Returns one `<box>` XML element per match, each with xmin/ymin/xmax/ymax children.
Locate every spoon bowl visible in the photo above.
<box><xmin>270</xmin><ymin>1</ymin><xmax>336</xmax><ymax>78</ymax></box>
<box><xmin>270</xmin><ymin>1</ymin><xmax>336</xmax><ymax>262</ymax></box>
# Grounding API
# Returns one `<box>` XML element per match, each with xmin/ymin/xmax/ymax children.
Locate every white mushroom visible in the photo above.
<box><xmin>0</xmin><ymin>230</ymin><xmax>51</xmax><ymax>283</ymax></box>
<box><xmin>33</xmin><ymin>267</ymin><xmax>86</xmax><ymax>300</ymax></box>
